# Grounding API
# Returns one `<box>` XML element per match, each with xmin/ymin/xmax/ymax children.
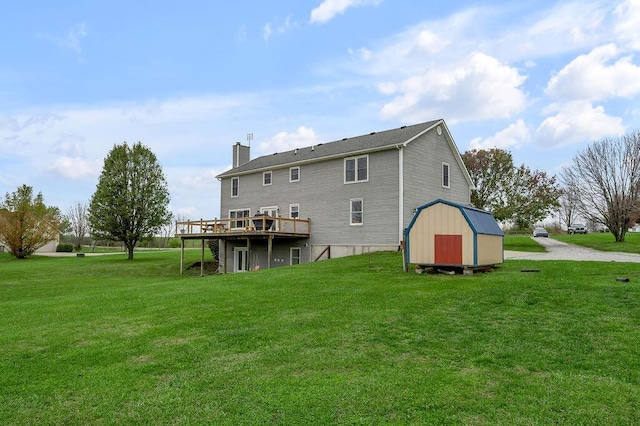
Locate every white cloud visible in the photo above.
<box><xmin>46</xmin><ymin>156</ymin><xmax>102</xmax><ymax>180</ymax></box>
<box><xmin>469</xmin><ymin>119</ymin><xmax>531</xmax><ymax>150</ymax></box>
<box><xmin>40</xmin><ymin>23</ymin><xmax>88</xmax><ymax>55</ymax></box>
<box><xmin>614</xmin><ymin>0</ymin><xmax>640</xmax><ymax>50</ymax></box>
<box><xmin>258</xmin><ymin>126</ymin><xmax>321</xmax><ymax>154</ymax></box>
<box><xmin>546</xmin><ymin>43</ymin><xmax>640</xmax><ymax>101</ymax></box>
<box><xmin>379</xmin><ymin>52</ymin><xmax>527</xmax><ymax>123</ymax></box>
<box><xmin>263</xmin><ymin>23</ymin><xmax>273</xmax><ymax>41</ymax></box>
<box><xmin>310</xmin><ymin>0</ymin><xmax>381</xmax><ymax>24</ymax></box>
<box><xmin>263</xmin><ymin>15</ymin><xmax>299</xmax><ymax>40</ymax></box>
<box><xmin>536</xmin><ymin>101</ymin><xmax>625</xmax><ymax>147</ymax></box>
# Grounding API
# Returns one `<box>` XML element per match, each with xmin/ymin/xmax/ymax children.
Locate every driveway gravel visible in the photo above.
<box><xmin>505</xmin><ymin>237</ymin><xmax>640</xmax><ymax>263</ymax></box>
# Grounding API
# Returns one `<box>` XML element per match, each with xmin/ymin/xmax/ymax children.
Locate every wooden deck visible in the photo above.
<box><xmin>175</xmin><ymin>216</ymin><xmax>310</xmax><ymax>239</ymax></box>
<box><xmin>175</xmin><ymin>216</ymin><xmax>310</xmax><ymax>275</ymax></box>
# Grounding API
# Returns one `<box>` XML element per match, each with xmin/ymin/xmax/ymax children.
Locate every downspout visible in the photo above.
<box><xmin>397</xmin><ymin>144</ymin><xmax>404</xmax><ymax>244</ymax></box>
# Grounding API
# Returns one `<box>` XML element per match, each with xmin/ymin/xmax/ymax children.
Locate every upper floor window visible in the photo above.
<box><xmin>345</xmin><ymin>155</ymin><xmax>368</xmax><ymax>183</ymax></box>
<box><xmin>350</xmin><ymin>198</ymin><xmax>363</xmax><ymax>225</ymax></box>
<box><xmin>442</xmin><ymin>163</ymin><xmax>450</xmax><ymax>188</ymax></box>
<box><xmin>289</xmin><ymin>204</ymin><xmax>299</xmax><ymax>219</ymax></box>
<box><xmin>290</xmin><ymin>166</ymin><xmax>300</xmax><ymax>182</ymax></box>
<box><xmin>231</xmin><ymin>177</ymin><xmax>239</xmax><ymax>197</ymax></box>
<box><xmin>263</xmin><ymin>171</ymin><xmax>272</xmax><ymax>186</ymax></box>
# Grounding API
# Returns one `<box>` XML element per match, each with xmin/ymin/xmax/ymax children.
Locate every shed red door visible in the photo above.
<box><xmin>434</xmin><ymin>234</ymin><xmax>462</xmax><ymax>264</ymax></box>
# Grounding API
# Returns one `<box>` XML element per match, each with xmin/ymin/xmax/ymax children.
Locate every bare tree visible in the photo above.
<box><xmin>68</xmin><ymin>202</ymin><xmax>89</xmax><ymax>251</ymax></box>
<box><xmin>561</xmin><ymin>131</ymin><xmax>640</xmax><ymax>242</ymax></box>
<box><xmin>558</xmin><ymin>179</ymin><xmax>581</xmax><ymax>230</ymax></box>
<box><xmin>157</xmin><ymin>212</ymin><xmax>175</xmax><ymax>248</ymax></box>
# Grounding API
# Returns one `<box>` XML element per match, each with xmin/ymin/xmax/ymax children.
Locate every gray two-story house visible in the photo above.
<box><xmin>179</xmin><ymin>119</ymin><xmax>473</xmax><ymax>273</ymax></box>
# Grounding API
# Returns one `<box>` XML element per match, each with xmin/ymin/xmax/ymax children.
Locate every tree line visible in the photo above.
<box><xmin>2</xmin><ymin>131</ymin><xmax>640</xmax><ymax>259</ymax></box>
<box><xmin>1</xmin><ymin>142</ymin><xmax>172</xmax><ymax>259</ymax></box>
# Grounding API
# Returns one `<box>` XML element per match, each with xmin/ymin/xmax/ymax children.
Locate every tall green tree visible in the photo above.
<box><xmin>89</xmin><ymin>142</ymin><xmax>172</xmax><ymax>260</ymax></box>
<box><xmin>461</xmin><ymin>148</ymin><xmax>514</xmax><ymax>221</ymax></box>
<box><xmin>462</xmin><ymin>148</ymin><xmax>561</xmax><ymax>228</ymax></box>
<box><xmin>0</xmin><ymin>185</ymin><xmax>62</xmax><ymax>259</ymax></box>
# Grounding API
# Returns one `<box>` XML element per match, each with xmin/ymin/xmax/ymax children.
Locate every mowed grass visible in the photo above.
<box><xmin>2</xmin><ymin>250</ymin><xmax>640</xmax><ymax>424</ymax></box>
<box><xmin>555</xmin><ymin>231</ymin><xmax>640</xmax><ymax>253</ymax></box>
<box><xmin>504</xmin><ymin>235</ymin><xmax>546</xmax><ymax>252</ymax></box>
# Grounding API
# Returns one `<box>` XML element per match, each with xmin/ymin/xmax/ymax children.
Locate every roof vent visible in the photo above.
<box><xmin>342</xmin><ymin>138</ymin><xmax>347</xmax><ymax>141</ymax></box>
<box><xmin>273</xmin><ymin>152</ymin><xmax>278</xmax><ymax>155</ymax></box>
<box><xmin>294</xmin><ymin>148</ymin><xmax>298</xmax><ymax>155</ymax></box>
<box><xmin>370</xmin><ymin>132</ymin><xmax>376</xmax><ymax>135</ymax></box>
<box><xmin>400</xmin><ymin>126</ymin><xmax>406</xmax><ymax>129</ymax></box>
<box><xmin>311</xmin><ymin>146</ymin><xmax>315</xmax><ymax>151</ymax></box>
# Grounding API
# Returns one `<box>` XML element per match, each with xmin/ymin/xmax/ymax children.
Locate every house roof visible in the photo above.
<box><xmin>411</xmin><ymin>199</ymin><xmax>504</xmax><ymax>236</ymax></box>
<box><xmin>217</xmin><ymin>119</ymin><xmax>464</xmax><ymax>179</ymax></box>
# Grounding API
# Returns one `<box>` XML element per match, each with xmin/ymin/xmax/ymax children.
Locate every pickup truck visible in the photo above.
<box><xmin>568</xmin><ymin>223</ymin><xmax>587</xmax><ymax>234</ymax></box>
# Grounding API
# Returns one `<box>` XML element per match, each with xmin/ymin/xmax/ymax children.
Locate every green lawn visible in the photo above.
<box><xmin>2</xmin><ymin>250</ymin><xmax>640</xmax><ymax>424</ymax></box>
<box><xmin>555</xmin><ymin>231</ymin><xmax>640</xmax><ymax>253</ymax></box>
<box><xmin>503</xmin><ymin>235</ymin><xmax>546</xmax><ymax>252</ymax></box>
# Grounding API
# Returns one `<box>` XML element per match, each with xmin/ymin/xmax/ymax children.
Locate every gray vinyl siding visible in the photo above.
<box><xmin>402</xmin><ymin>127</ymin><xmax>471</xmax><ymax>230</ymax></box>
<box><xmin>217</xmin><ymin>121</ymin><xmax>472</xmax><ymax>269</ymax></box>
<box><xmin>220</xmin><ymin>149</ymin><xmax>401</xmax><ymax>247</ymax></box>
<box><xmin>223</xmin><ymin>239</ymin><xmax>310</xmax><ymax>270</ymax></box>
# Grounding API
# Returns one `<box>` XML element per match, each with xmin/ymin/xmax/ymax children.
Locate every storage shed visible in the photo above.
<box><xmin>404</xmin><ymin>199</ymin><xmax>504</xmax><ymax>270</ymax></box>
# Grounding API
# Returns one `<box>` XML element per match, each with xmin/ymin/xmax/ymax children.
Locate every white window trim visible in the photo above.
<box><xmin>442</xmin><ymin>162</ymin><xmax>450</xmax><ymax>189</ymax></box>
<box><xmin>344</xmin><ymin>155</ymin><xmax>369</xmax><ymax>184</ymax></box>
<box><xmin>229</xmin><ymin>208</ymin><xmax>251</xmax><ymax>230</ymax></box>
<box><xmin>289</xmin><ymin>166</ymin><xmax>300</xmax><ymax>182</ymax></box>
<box><xmin>289</xmin><ymin>203</ymin><xmax>300</xmax><ymax>219</ymax></box>
<box><xmin>231</xmin><ymin>177</ymin><xmax>239</xmax><ymax>198</ymax></box>
<box><xmin>290</xmin><ymin>247</ymin><xmax>301</xmax><ymax>265</ymax></box>
<box><xmin>263</xmin><ymin>171</ymin><xmax>272</xmax><ymax>186</ymax></box>
<box><xmin>350</xmin><ymin>198</ymin><xmax>363</xmax><ymax>226</ymax></box>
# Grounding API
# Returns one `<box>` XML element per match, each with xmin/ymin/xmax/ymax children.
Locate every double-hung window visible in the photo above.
<box><xmin>442</xmin><ymin>162</ymin><xmax>450</xmax><ymax>188</ymax></box>
<box><xmin>229</xmin><ymin>209</ymin><xmax>250</xmax><ymax>229</ymax></box>
<box><xmin>289</xmin><ymin>166</ymin><xmax>300</xmax><ymax>182</ymax></box>
<box><xmin>350</xmin><ymin>198</ymin><xmax>363</xmax><ymax>225</ymax></box>
<box><xmin>231</xmin><ymin>177</ymin><xmax>239</xmax><ymax>197</ymax></box>
<box><xmin>345</xmin><ymin>155</ymin><xmax>368</xmax><ymax>183</ymax></box>
<box><xmin>263</xmin><ymin>171</ymin><xmax>272</xmax><ymax>186</ymax></box>
<box><xmin>289</xmin><ymin>204</ymin><xmax>299</xmax><ymax>219</ymax></box>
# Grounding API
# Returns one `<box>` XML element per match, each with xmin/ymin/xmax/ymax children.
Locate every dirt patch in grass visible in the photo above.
<box><xmin>187</xmin><ymin>261</ymin><xmax>219</xmax><ymax>272</ymax></box>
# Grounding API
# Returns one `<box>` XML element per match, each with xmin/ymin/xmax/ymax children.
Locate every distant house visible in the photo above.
<box><xmin>177</xmin><ymin>119</ymin><xmax>474</xmax><ymax>273</ymax></box>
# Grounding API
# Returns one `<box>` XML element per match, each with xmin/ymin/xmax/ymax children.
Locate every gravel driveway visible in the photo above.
<box><xmin>504</xmin><ymin>237</ymin><xmax>640</xmax><ymax>263</ymax></box>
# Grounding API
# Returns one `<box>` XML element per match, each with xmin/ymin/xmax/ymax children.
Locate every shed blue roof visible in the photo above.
<box><xmin>412</xmin><ymin>199</ymin><xmax>504</xmax><ymax>236</ymax></box>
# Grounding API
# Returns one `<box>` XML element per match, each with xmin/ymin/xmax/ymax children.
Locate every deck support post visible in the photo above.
<box><xmin>200</xmin><ymin>238</ymin><xmax>205</xmax><ymax>277</ymax></box>
<box><xmin>180</xmin><ymin>238</ymin><xmax>185</xmax><ymax>275</ymax></box>
<box><xmin>223</xmin><ymin>240</ymin><xmax>228</xmax><ymax>274</ymax></box>
<box><xmin>267</xmin><ymin>235</ymin><xmax>273</xmax><ymax>269</ymax></box>
<box><xmin>247</xmin><ymin>238</ymin><xmax>252</xmax><ymax>270</ymax></box>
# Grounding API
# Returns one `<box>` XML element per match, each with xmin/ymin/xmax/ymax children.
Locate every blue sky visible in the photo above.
<box><xmin>2</xmin><ymin>0</ymin><xmax>640</xmax><ymax>220</ymax></box>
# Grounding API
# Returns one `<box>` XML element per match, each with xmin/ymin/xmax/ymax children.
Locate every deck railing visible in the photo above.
<box><xmin>175</xmin><ymin>216</ymin><xmax>310</xmax><ymax>237</ymax></box>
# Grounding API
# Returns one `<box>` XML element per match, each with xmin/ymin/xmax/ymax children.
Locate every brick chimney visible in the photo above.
<box><xmin>232</xmin><ymin>142</ymin><xmax>250</xmax><ymax>168</ymax></box>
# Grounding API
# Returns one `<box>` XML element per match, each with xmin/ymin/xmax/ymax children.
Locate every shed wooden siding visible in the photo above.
<box><xmin>407</xmin><ymin>203</ymin><xmax>474</xmax><ymax>265</ymax></box>
<box><xmin>476</xmin><ymin>234</ymin><xmax>504</xmax><ymax>265</ymax></box>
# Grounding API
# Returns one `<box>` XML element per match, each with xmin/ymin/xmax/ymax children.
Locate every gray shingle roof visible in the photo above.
<box><xmin>217</xmin><ymin>120</ymin><xmax>441</xmax><ymax>178</ymax></box>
